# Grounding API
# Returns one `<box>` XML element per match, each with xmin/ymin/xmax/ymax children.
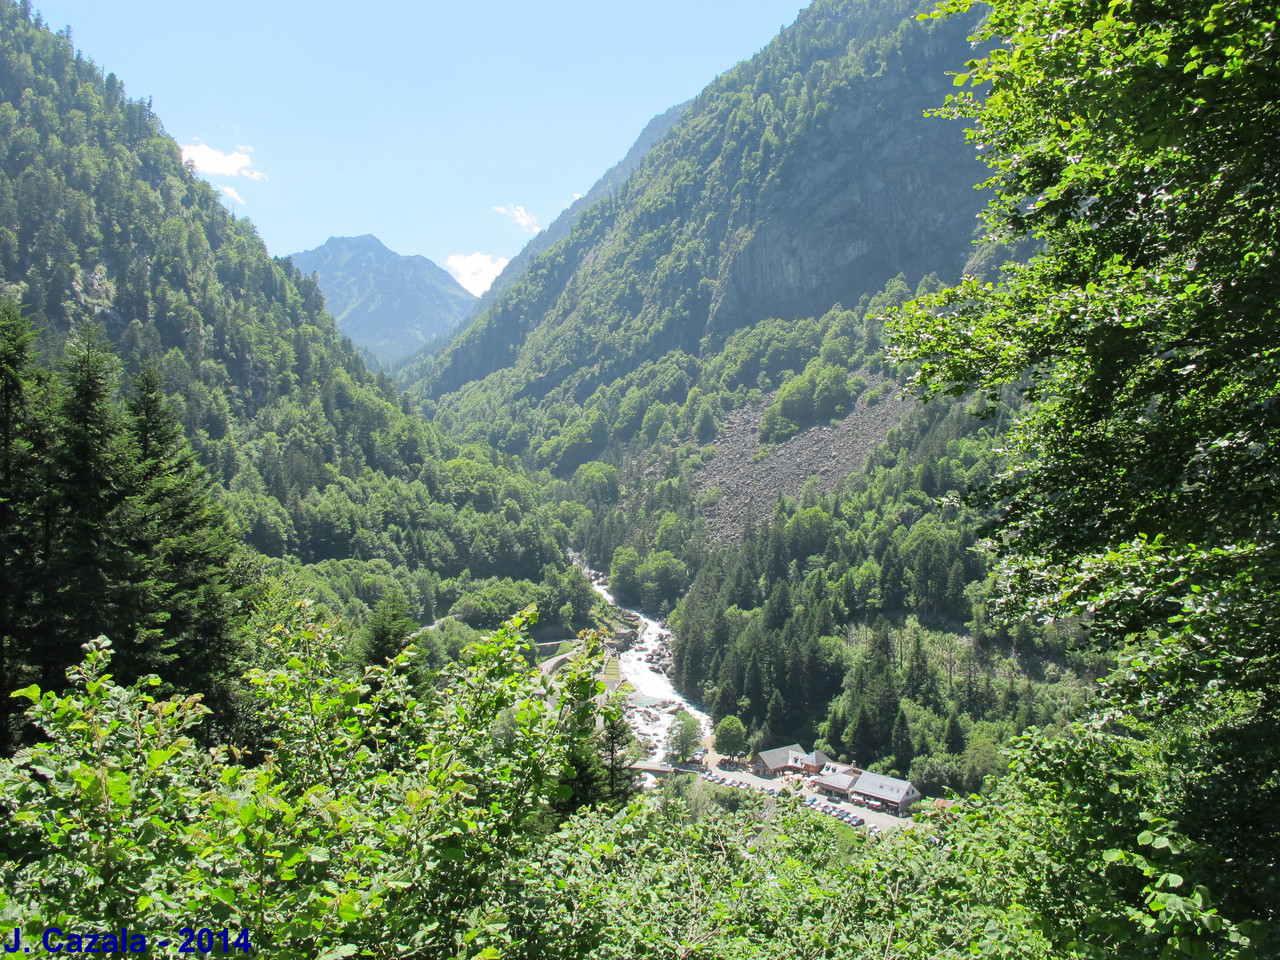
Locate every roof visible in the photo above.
<box><xmin>799</xmin><ymin>749</ymin><xmax>835</xmax><ymax>768</ymax></box>
<box><xmin>852</xmin><ymin>771</ymin><xmax>919</xmax><ymax>803</ymax></box>
<box><xmin>820</xmin><ymin>762</ymin><xmax>857</xmax><ymax>777</ymax></box>
<box><xmin>813</xmin><ymin>772</ymin><xmax>858</xmax><ymax>793</ymax></box>
<box><xmin>755</xmin><ymin>743</ymin><xmax>804</xmax><ymax>771</ymax></box>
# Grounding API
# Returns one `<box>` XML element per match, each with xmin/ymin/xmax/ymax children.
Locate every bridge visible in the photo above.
<box><xmin>630</xmin><ymin>760</ymin><xmax>707</xmax><ymax>779</ymax></box>
<box><xmin>631</xmin><ymin>760</ymin><xmax>675</xmax><ymax>777</ymax></box>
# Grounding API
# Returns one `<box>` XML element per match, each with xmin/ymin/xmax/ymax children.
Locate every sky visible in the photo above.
<box><xmin>37</xmin><ymin>1</ymin><xmax>813</xmax><ymax>295</ymax></box>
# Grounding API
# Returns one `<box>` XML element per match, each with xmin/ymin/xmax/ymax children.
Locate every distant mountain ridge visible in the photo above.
<box><xmin>290</xmin><ymin>235</ymin><xmax>475</xmax><ymax>365</ymax></box>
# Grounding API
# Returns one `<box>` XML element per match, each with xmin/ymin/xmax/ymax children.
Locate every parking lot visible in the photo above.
<box><xmin>693</xmin><ymin>748</ymin><xmax>914</xmax><ymax>833</ymax></box>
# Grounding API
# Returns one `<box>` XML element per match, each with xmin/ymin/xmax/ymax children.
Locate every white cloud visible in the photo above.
<box><xmin>573</xmin><ymin>193</ymin><xmax>584</xmax><ymax>200</ymax></box>
<box><xmin>217</xmin><ymin>184</ymin><xmax>246</xmax><ymax>206</ymax></box>
<box><xmin>180</xmin><ymin>139</ymin><xmax>268</xmax><ymax>181</ymax></box>
<box><xmin>493</xmin><ymin>203</ymin><xmax>540</xmax><ymax>233</ymax></box>
<box><xmin>446</xmin><ymin>253</ymin><xmax>510</xmax><ymax>296</ymax></box>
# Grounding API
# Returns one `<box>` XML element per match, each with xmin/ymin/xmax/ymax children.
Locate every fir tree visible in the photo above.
<box><xmin>891</xmin><ymin>706</ymin><xmax>914</xmax><ymax>773</ymax></box>
<box><xmin>944</xmin><ymin>707</ymin><xmax>965</xmax><ymax>756</ymax></box>
<box><xmin>0</xmin><ymin>301</ymin><xmax>36</xmax><ymax>748</ymax></box>
<box><xmin>358</xmin><ymin>587</ymin><xmax>418</xmax><ymax>667</ymax></box>
<box><xmin>46</xmin><ymin>322</ymin><xmax>134</xmax><ymax>689</ymax></box>
<box><xmin>122</xmin><ymin>363</ymin><xmax>236</xmax><ymax>691</ymax></box>
<box><xmin>599</xmin><ymin>694</ymin><xmax>639</xmax><ymax>805</ymax></box>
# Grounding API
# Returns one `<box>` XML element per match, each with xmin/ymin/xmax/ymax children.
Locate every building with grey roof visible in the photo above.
<box><xmin>752</xmin><ymin>743</ymin><xmax>804</xmax><ymax>778</ymax></box>
<box><xmin>851</xmin><ymin>771</ymin><xmax>922</xmax><ymax>816</ymax></box>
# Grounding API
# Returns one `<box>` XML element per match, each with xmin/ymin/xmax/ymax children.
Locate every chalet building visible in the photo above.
<box><xmin>752</xmin><ymin>744</ymin><xmax>805</xmax><ymax>778</ymax></box>
<box><xmin>818</xmin><ymin>760</ymin><xmax>858</xmax><ymax>778</ymax></box>
<box><xmin>813</xmin><ymin>771</ymin><xmax>860</xmax><ymax>799</ymax></box>
<box><xmin>755</xmin><ymin>741</ymin><xmax>923</xmax><ymax>816</ymax></box>
<box><xmin>752</xmin><ymin>745</ymin><xmax>841</xmax><ymax>778</ymax></box>
<box><xmin>813</xmin><ymin>769</ymin><xmax>921</xmax><ymax>816</ymax></box>
<box><xmin>797</xmin><ymin>749</ymin><xmax>836</xmax><ymax>774</ymax></box>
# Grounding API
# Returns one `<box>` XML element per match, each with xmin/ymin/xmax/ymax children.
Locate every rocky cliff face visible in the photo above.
<box><xmin>709</xmin><ymin>77</ymin><xmax>983</xmax><ymax>335</ymax></box>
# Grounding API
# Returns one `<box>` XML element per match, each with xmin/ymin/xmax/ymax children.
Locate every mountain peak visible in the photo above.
<box><xmin>290</xmin><ymin>236</ymin><xmax>474</xmax><ymax>365</ymax></box>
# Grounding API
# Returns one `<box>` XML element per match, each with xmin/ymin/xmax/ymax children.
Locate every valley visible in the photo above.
<box><xmin>0</xmin><ymin>0</ymin><xmax>1276</xmax><ymax>957</ymax></box>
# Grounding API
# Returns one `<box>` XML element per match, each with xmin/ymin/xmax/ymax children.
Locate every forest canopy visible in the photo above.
<box><xmin>889</xmin><ymin>0</ymin><xmax>1280</xmax><ymax>949</ymax></box>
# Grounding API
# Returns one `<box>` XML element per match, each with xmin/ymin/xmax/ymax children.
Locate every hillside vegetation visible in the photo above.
<box><xmin>410</xmin><ymin>0</ymin><xmax>986</xmax><ymax>452</ymax></box>
<box><xmin>402</xmin><ymin>0</ymin><xmax>1085</xmax><ymax>794</ymax></box>
<box><xmin>0</xmin><ymin>0</ymin><xmax>594</xmax><ymax>730</ymax></box>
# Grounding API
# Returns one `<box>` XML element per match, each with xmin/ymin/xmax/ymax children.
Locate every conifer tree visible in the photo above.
<box><xmin>45</xmin><ymin>322</ymin><xmax>135</xmax><ymax>689</ymax></box>
<box><xmin>598</xmin><ymin>694</ymin><xmax>639</xmax><ymax>805</ymax></box>
<box><xmin>944</xmin><ymin>707</ymin><xmax>965</xmax><ymax>756</ymax></box>
<box><xmin>845</xmin><ymin>705</ymin><xmax>873</xmax><ymax>766</ymax></box>
<box><xmin>891</xmin><ymin>706</ymin><xmax>914</xmax><ymax>772</ymax></box>
<box><xmin>0</xmin><ymin>301</ymin><xmax>36</xmax><ymax>748</ymax></box>
<box><xmin>358</xmin><ymin>586</ymin><xmax>418</xmax><ymax>667</ymax></box>
<box><xmin>903</xmin><ymin>629</ymin><xmax>931</xmax><ymax>704</ymax></box>
<box><xmin>122</xmin><ymin>362</ymin><xmax>236</xmax><ymax>691</ymax></box>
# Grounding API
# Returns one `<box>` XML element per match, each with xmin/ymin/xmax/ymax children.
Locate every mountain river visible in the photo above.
<box><xmin>580</xmin><ymin>566</ymin><xmax>711</xmax><ymax>761</ymax></box>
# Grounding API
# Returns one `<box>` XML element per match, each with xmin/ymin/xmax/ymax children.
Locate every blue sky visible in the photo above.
<box><xmin>38</xmin><ymin>1</ymin><xmax>812</xmax><ymax>294</ymax></box>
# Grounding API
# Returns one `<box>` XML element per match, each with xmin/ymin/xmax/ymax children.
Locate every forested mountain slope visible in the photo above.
<box><xmin>415</xmin><ymin>0</ymin><xmax>986</xmax><ymax>416</ymax></box>
<box><xmin>388</xmin><ymin>101</ymin><xmax>692</xmax><ymax>388</ymax></box>
<box><xmin>466</xmin><ymin>100</ymin><xmax>692</xmax><ymax>321</ymax></box>
<box><xmin>290</xmin><ymin>234</ymin><xmax>475</xmax><ymax>366</ymax></box>
<box><xmin>0</xmin><ymin>0</ymin><xmax>1276</xmax><ymax>956</ymax></box>
<box><xmin>386</xmin><ymin>0</ymin><xmax>1069</xmax><ymax>792</ymax></box>
<box><xmin>0</xmin><ymin>0</ymin><xmax>592</xmax><ymax>729</ymax></box>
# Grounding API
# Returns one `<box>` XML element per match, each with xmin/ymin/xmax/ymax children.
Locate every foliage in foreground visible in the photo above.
<box><xmin>887</xmin><ymin>0</ymin><xmax>1280</xmax><ymax>949</ymax></box>
<box><xmin>0</xmin><ymin>609</ymin><xmax>602</xmax><ymax>959</ymax></box>
<box><xmin>2</xmin><ymin>611</ymin><xmax>1271</xmax><ymax>959</ymax></box>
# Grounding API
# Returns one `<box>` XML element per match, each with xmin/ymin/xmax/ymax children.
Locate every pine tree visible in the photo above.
<box><xmin>845</xmin><ymin>706</ymin><xmax>872</xmax><ymax>767</ymax></box>
<box><xmin>553</xmin><ymin>739</ymin><xmax>610</xmax><ymax>817</ymax></box>
<box><xmin>1</xmin><ymin>328</ymin><xmax>240</xmax><ymax>735</ymax></box>
<box><xmin>903</xmin><ymin>628</ymin><xmax>932</xmax><ymax>705</ymax></box>
<box><xmin>45</xmin><ymin>322</ymin><xmax>135</xmax><ymax>689</ymax></box>
<box><xmin>358</xmin><ymin>586</ymin><xmax>418</xmax><ymax>667</ymax></box>
<box><xmin>0</xmin><ymin>301</ymin><xmax>37</xmax><ymax>748</ymax></box>
<box><xmin>944</xmin><ymin>707</ymin><xmax>965</xmax><ymax>756</ymax></box>
<box><xmin>599</xmin><ymin>694</ymin><xmax>639</xmax><ymax>805</ymax></box>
